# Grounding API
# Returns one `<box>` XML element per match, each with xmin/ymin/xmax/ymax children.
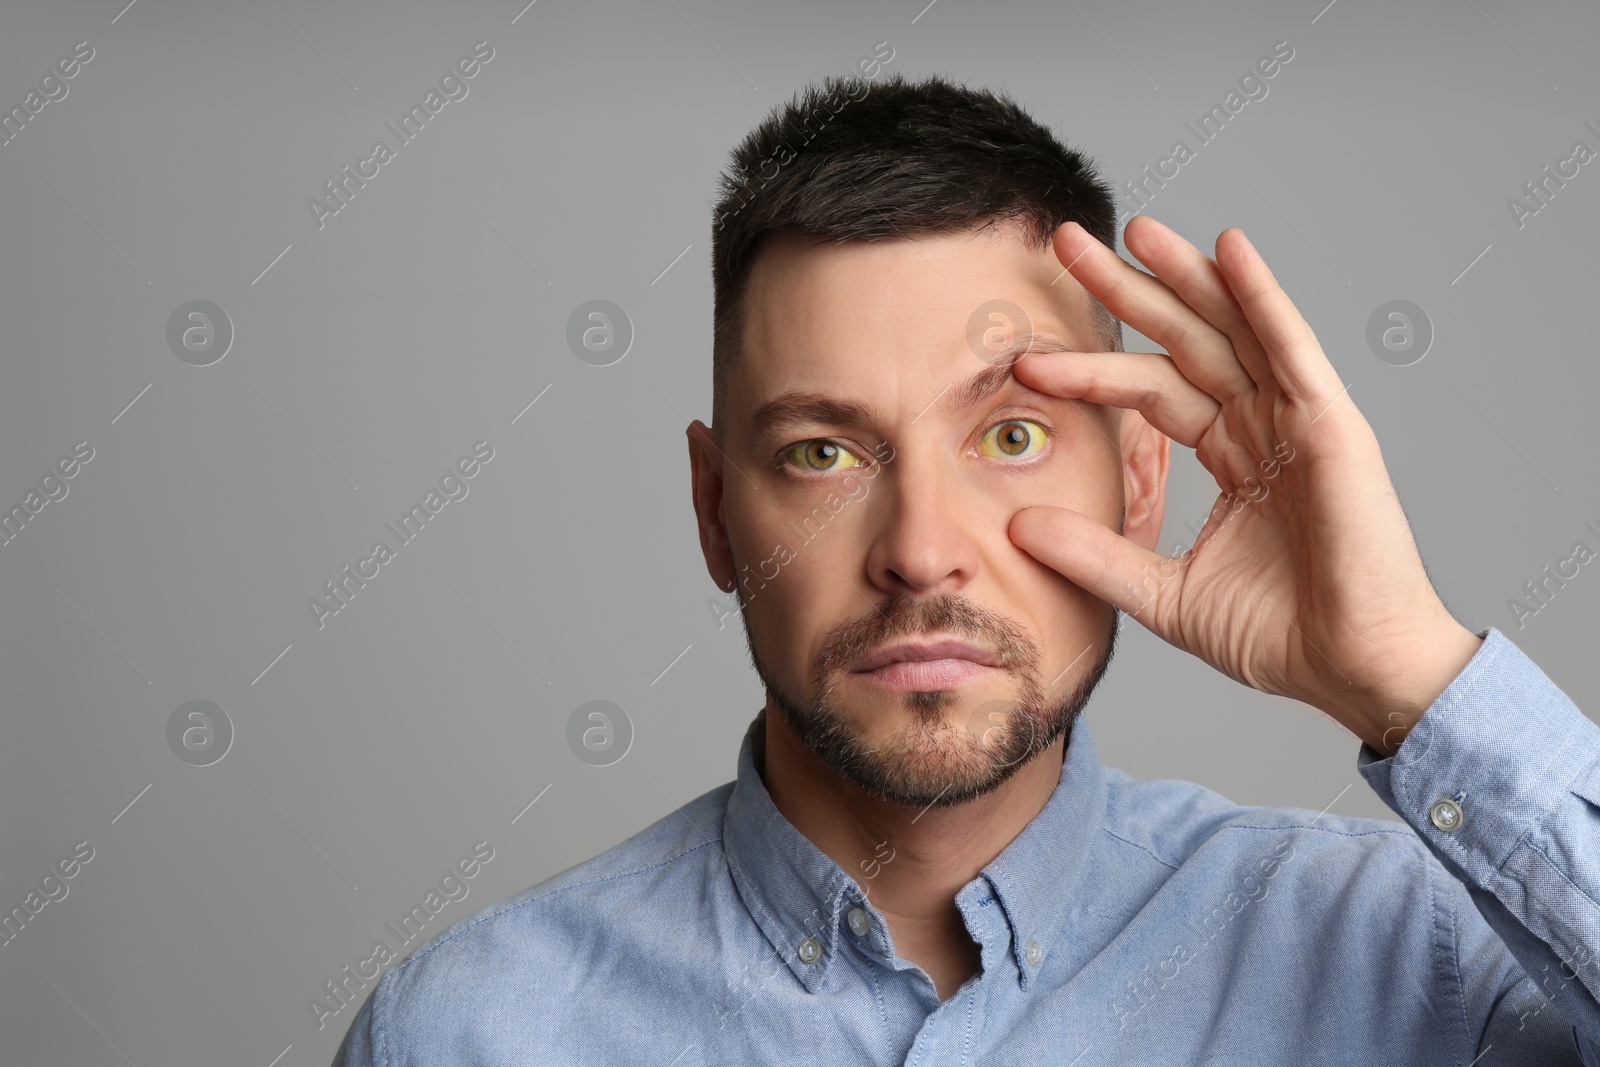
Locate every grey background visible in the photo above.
<box><xmin>3</xmin><ymin>0</ymin><xmax>1597</xmax><ymax>1061</ymax></box>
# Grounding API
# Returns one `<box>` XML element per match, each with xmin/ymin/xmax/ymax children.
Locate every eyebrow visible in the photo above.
<box><xmin>746</xmin><ymin>331</ymin><xmax>1081</xmax><ymax>443</ymax></box>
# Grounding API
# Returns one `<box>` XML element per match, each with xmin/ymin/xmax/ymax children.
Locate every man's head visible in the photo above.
<box><xmin>688</xmin><ymin>71</ymin><xmax>1169</xmax><ymax>809</ymax></box>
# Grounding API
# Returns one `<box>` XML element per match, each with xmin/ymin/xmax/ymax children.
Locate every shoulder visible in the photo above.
<box><xmin>402</xmin><ymin>779</ymin><xmax>734</xmax><ymax>968</ymax></box>
<box><xmin>1092</xmin><ymin>770</ymin><xmax>1502</xmax><ymax>1063</ymax></box>
<box><xmin>1098</xmin><ymin>766</ymin><xmax>1454</xmax><ymax>993</ymax></box>
<box><xmin>1099</xmin><ymin>763</ymin><xmax>1432</xmax><ymax>881</ymax></box>
<box><xmin>364</xmin><ymin>780</ymin><xmax>737</xmax><ymax>1058</ymax></box>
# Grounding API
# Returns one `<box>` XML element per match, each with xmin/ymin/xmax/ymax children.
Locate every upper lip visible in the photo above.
<box><xmin>852</xmin><ymin>636</ymin><xmax>1003</xmax><ymax>672</ymax></box>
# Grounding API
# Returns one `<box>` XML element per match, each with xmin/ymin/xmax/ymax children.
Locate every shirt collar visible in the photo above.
<box><xmin>721</xmin><ymin>708</ymin><xmax>1108</xmax><ymax>994</ymax></box>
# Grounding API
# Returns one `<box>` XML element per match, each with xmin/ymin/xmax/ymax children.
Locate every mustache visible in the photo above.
<box><xmin>815</xmin><ymin>591</ymin><xmax>1038</xmax><ymax>679</ymax></box>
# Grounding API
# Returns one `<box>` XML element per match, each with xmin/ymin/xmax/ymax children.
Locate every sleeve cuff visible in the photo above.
<box><xmin>1356</xmin><ymin>626</ymin><xmax>1600</xmax><ymax>883</ymax></box>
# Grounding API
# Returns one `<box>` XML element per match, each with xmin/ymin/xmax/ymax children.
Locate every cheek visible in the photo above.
<box><xmin>999</xmin><ymin>531</ymin><xmax>1116</xmax><ymax>675</ymax></box>
<box><xmin>739</xmin><ymin>551</ymin><xmax>836</xmax><ymax>687</ymax></box>
<box><xmin>1006</xmin><ymin>426</ymin><xmax>1125</xmax><ymax>521</ymax></box>
<box><xmin>1072</xmin><ymin>456</ymin><xmax>1128</xmax><ymax>523</ymax></box>
<box><xmin>730</xmin><ymin>497</ymin><xmax>859</xmax><ymax>667</ymax></box>
<box><xmin>1005</xmin><ymin>560</ymin><xmax>1108</xmax><ymax>654</ymax></box>
<box><xmin>726</xmin><ymin>503</ymin><xmax>798</xmax><ymax>594</ymax></box>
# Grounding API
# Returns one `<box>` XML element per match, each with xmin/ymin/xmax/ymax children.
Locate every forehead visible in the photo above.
<box><xmin>731</xmin><ymin>222</ymin><xmax>1091</xmax><ymax>423</ymax></box>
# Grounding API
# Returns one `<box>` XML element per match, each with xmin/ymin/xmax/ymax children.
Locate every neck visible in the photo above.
<box><xmin>757</xmin><ymin>702</ymin><xmax>1066</xmax><ymax>996</ymax></box>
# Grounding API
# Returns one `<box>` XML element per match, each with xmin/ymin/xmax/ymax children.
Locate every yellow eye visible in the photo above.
<box><xmin>783</xmin><ymin>440</ymin><xmax>864</xmax><ymax>473</ymax></box>
<box><xmin>978</xmin><ymin>419</ymin><xmax>1049</xmax><ymax>461</ymax></box>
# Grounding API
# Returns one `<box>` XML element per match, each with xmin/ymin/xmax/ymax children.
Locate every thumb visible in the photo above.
<box><xmin>1008</xmin><ymin>505</ymin><xmax>1179</xmax><ymax>632</ymax></box>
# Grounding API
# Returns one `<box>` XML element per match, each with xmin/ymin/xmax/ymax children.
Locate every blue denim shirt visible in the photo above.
<box><xmin>332</xmin><ymin>627</ymin><xmax>1600</xmax><ymax>1065</ymax></box>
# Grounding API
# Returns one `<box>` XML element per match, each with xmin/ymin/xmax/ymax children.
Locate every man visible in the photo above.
<box><xmin>334</xmin><ymin>71</ymin><xmax>1600</xmax><ymax>1064</ymax></box>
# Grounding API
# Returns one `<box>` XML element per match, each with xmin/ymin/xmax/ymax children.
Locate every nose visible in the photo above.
<box><xmin>863</xmin><ymin>454</ymin><xmax>982</xmax><ymax>596</ymax></box>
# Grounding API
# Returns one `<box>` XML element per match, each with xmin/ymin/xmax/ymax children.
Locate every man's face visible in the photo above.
<box><xmin>689</xmin><ymin>221</ymin><xmax>1166</xmax><ymax>809</ymax></box>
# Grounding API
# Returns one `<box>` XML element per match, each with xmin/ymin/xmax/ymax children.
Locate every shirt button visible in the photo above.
<box><xmin>1025</xmin><ymin>940</ymin><xmax>1043</xmax><ymax>966</ymax></box>
<box><xmin>797</xmin><ymin>936</ymin><xmax>822</xmax><ymax>963</ymax></box>
<box><xmin>847</xmin><ymin>908</ymin><xmax>870</xmax><ymax>937</ymax></box>
<box><xmin>1429</xmin><ymin>797</ymin><xmax>1464</xmax><ymax>832</ymax></box>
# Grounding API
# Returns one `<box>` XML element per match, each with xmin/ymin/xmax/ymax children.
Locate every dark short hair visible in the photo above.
<box><xmin>709</xmin><ymin>70</ymin><xmax>1124</xmax><ymax>434</ymax></box>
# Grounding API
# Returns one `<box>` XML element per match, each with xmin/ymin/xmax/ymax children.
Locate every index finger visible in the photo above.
<box><xmin>1053</xmin><ymin>221</ymin><xmax>1261</xmax><ymax>403</ymax></box>
<box><xmin>1013</xmin><ymin>349</ymin><xmax>1220</xmax><ymax>449</ymax></box>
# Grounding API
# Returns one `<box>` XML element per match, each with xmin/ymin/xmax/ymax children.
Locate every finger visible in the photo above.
<box><xmin>1007</xmin><ymin>504</ymin><xmax>1180</xmax><ymax>636</ymax></box>
<box><xmin>1013</xmin><ymin>350</ymin><xmax>1221</xmax><ymax>449</ymax></box>
<box><xmin>1122</xmin><ymin>216</ymin><xmax>1278</xmax><ymax>393</ymax></box>
<box><xmin>1053</xmin><ymin>222</ymin><xmax>1255</xmax><ymax>404</ymax></box>
<box><xmin>1215</xmin><ymin>228</ymin><xmax>1344</xmax><ymax>409</ymax></box>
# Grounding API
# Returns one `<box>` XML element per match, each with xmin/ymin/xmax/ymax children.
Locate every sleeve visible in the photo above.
<box><xmin>1357</xmin><ymin>626</ymin><xmax>1600</xmax><ymax>1065</ymax></box>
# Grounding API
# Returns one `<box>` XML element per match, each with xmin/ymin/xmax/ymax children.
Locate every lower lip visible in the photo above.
<box><xmin>853</xmin><ymin>658</ymin><xmax>1001</xmax><ymax>691</ymax></box>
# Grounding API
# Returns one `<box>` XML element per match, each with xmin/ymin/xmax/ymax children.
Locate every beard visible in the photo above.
<box><xmin>738</xmin><ymin>586</ymin><xmax>1120</xmax><ymax>810</ymax></box>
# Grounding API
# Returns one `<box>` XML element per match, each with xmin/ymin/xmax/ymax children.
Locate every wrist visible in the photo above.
<box><xmin>1335</xmin><ymin>622</ymin><xmax>1483</xmax><ymax>758</ymax></box>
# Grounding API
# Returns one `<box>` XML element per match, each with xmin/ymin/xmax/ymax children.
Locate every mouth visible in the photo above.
<box><xmin>850</xmin><ymin>636</ymin><xmax>1004</xmax><ymax>692</ymax></box>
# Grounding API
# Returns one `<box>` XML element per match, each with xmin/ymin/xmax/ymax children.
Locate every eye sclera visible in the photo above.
<box><xmin>975</xmin><ymin>417</ymin><xmax>1050</xmax><ymax>462</ymax></box>
<box><xmin>780</xmin><ymin>439</ymin><xmax>866</xmax><ymax>475</ymax></box>
<box><xmin>776</xmin><ymin>413</ymin><xmax>1054</xmax><ymax>476</ymax></box>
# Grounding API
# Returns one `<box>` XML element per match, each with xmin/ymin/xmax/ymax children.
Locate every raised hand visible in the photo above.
<box><xmin>1007</xmin><ymin>216</ymin><xmax>1482</xmax><ymax>755</ymax></box>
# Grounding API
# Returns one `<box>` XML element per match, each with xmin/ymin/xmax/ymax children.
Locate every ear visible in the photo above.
<box><xmin>687</xmin><ymin>419</ymin><xmax>737</xmax><ymax>592</ymax></box>
<box><xmin>1119</xmin><ymin>410</ymin><xmax>1170</xmax><ymax>552</ymax></box>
